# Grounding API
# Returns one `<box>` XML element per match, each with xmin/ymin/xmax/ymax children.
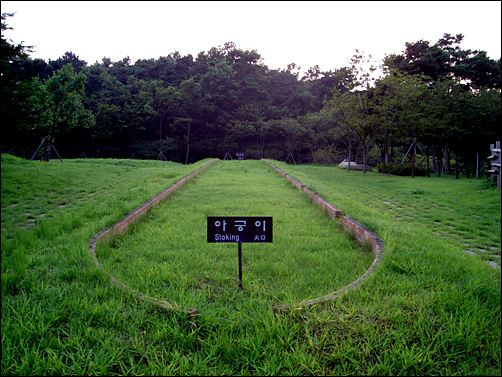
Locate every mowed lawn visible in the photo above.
<box><xmin>1</xmin><ymin>155</ymin><xmax>500</xmax><ymax>376</ymax></box>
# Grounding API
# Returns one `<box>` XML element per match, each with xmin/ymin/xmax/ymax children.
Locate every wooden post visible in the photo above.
<box><xmin>476</xmin><ymin>152</ymin><xmax>479</xmax><ymax>178</ymax></box>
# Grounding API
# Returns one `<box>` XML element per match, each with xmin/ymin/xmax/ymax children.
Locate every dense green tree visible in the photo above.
<box><xmin>260</xmin><ymin>117</ymin><xmax>312</xmax><ymax>162</ymax></box>
<box><xmin>27</xmin><ymin>63</ymin><xmax>94</xmax><ymax>161</ymax></box>
<box><xmin>326</xmin><ymin>89</ymin><xmax>379</xmax><ymax>172</ymax></box>
<box><xmin>263</xmin><ymin>68</ymin><xmax>305</xmax><ymax>119</ymax></box>
<box><xmin>11</xmin><ymin>57</ymin><xmax>53</xmax><ymax>81</ymax></box>
<box><xmin>384</xmin><ymin>33</ymin><xmax>501</xmax><ymax>89</ymax></box>
<box><xmin>49</xmin><ymin>51</ymin><xmax>87</xmax><ymax>73</ymax></box>
<box><xmin>373</xmin><ymin>72</ymin><xmax>431</xmax><ymax>174</ymax></box>
<box><xmin>177</xmin><ymin>77</ymin><xmax>208</xmax><ymax>163</ymax></box>
<box><xmin>132</xmin><ymin>53</ymin><xmax>194</xmax><ymax>85</ymax></box>
<box><xmin>83</xmin><ymin>62</ymin><xmax>131</xmax><ymax>156</ymax></box>
<box><xmin>384</xmin><ymin>39</ymin><xmax>449</xmax><ymax>81</ymax></box>
<box><xmin>303</xmin><ymin>66</ymin><xmax>354</xmax><ymax>110</ymax></box>
<box><xmin>426</xmin><ymin>78</ymin><xmax>501</xmax><ymax>176</ymax></box>
<box><xmin>0</xmin><ymin>13</ymin><xmax>31</xmax><ymax>80</ymax></box>
<box><xmin>323</xmin><ymin>52</ymin><xmax>383</xmax><ymax>172</ymax></box>
<box><xmin>1</xmin><ymin>14</ymin><xmax>499</xmax><ymax>175</ymax></box>
<box><xmin>108</xmin><ymin>56</ymin><xmax>132</xmax><ymax>84</ymax></box>
<box><xmin>137</xmin><ymin>79</ymin><xmax>183</xmax><ymax>159</ymax></box>
<box><xmin>1</xmin><ymin>12</ymin><xmax>35</xmax><ymax>155</ymax></box>
<box><xmin>437</xmin><ymin>33</ymin><xmax>501</xmax><ymax>89</ymax></box>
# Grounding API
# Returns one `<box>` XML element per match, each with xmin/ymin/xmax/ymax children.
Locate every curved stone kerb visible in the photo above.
<box><xmin>88</xmin><ymin>159</ymin><xmax>218</xmax><ymax>318</ymax></box>
<box><xmin>89</xmin><ymin>159</ymin><xmax>384</xmax><ymax>317</ymax></box>
<box><xmin>265</xmin><ymin>161</ymin><xmax>385</xmax><ymax>312</ymax></box>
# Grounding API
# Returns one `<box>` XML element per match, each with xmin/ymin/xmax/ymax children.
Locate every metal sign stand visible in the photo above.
<box><xmin>207</xmin><ymin>216</ymin><xmax>273</xmax><ymax>289</ymax></box>
<box><xmin>238</xmin><ymin>242</ymin><xmax>243</xmax><ymax>289</ymax></box>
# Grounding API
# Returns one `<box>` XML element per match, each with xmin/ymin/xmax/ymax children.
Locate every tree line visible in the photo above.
<box><xmin>1</xmin><ymin>13</ymin><xmax>500</xmax><ymax>176</ymax></box>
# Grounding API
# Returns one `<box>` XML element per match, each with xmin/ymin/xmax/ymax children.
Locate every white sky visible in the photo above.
<box><xmin>2</xmin><ymin>1</ymin><xmax>501</xmax><ymax>75</ymax></box>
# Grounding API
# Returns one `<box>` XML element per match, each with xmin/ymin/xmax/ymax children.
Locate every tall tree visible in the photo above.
<box><xmin>178</xmin><ymin>77</ymin><xmax>206</xmax><ymax>163</ymax></box>
<box><xmin>427</xmin><ymin>78</ymin><xmax>501</xmax><ymax>176</ymax></box>
<box><xmin>49</xmin><ymin>51</ymin><xmax>87</xmax><ymax>73</ymax></box>
<box><xmin>84</xmin><ymin>62</ymin><xmax>133</xmax><ymax>156</ymax></box>
<box><xmin>324</xmin><ymin>52</ymin><xmax>381</xmax><ymax>172</ymax></box>
<box><xmin>140</xmin><ymin>80</ymin><xmax>183</xmax><ymax>159</ymax></box>
<box><xmin>373</xmin><ymin>71</ymin><xmax>431</xmax><ymax>173</ymax></box>
<box><xmin>384</xmin><ymin>33</ymin><xmax>501</xmax><ymax>89</ymax></box>
<box><xmin>303</xmin><ymin>66</ymin><xmax>354</xmax><ymax>111</ymax></box>
<box><xmin>27</xmin><ymin>63</ymin><xmax>94</xmax><ymax>161</ymax></box>
<box><xmin>326</xmin><ymin>89</ymin><xmax>379</xmax><ymax>172</ymax></box>
<box><xmin>437</xmin><ymin>33</ymin><xmax>501</xmax><ymax>89</ymax></box>
<box><xmin>1</xmin><ymin>12</ymin><xmax>34</xmax><ymax>155</ymax></box>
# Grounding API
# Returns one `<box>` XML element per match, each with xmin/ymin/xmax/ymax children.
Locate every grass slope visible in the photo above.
<box><xmin>1</xmin><ymin>155</ymin><xmax>500</xmax><ymax>375</ymax></box>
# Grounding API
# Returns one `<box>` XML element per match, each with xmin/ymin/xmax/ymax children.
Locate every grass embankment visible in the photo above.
<box><xmin>2</xmin><ymin>155</ymin><xmax>500</xmax><ymax>375</ymax></box>
<box><xmin>96</xmin><ymin>160</ymin><xmax>373</xmax><ymax>314</ymax></box>
<box><xmin>271</xmin><ymin>161</ymin><xmax>501</xmax><ymax>267</ymax></box>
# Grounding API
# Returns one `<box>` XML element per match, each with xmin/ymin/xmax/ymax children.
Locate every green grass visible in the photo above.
<box><xmin>272</xmin><ymin>161</ymin><xmax>501</xmax><ymax>266</ymax></box>
<box><xmin>1</xmin><ymin>154</ymin><xmax>500</xmax><ymax>375</ymax></box>
<box><xmin>96</xmin><ymin>160</ymin><xmax>373</xmax><ymax>313</ymax></box>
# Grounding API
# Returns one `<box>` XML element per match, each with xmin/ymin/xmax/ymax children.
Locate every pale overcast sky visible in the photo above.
<box><xmin>2</xmin><ymin>1</ymin><xmax>501</xmax><ymax>74</ymax></box>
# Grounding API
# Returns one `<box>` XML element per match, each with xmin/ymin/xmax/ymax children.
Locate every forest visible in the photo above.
<box><xmin>1</xmin><ymin>12</ymin><xmax>500</xmax><ymax>176</ymax></box>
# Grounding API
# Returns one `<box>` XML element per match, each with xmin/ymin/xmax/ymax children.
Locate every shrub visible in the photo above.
<box><xmin>376</xmin><ymin>162</ymin><xmax>428</xmax><ymax>176</ymax></box>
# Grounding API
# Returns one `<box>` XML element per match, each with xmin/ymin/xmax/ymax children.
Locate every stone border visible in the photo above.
<box><xmin>88</xmin><ymin>159</ymin><xmax>384</xmax><ymax>317</ymax></box>
<box><xmin>88</xmin><ymin>159</ymin><xmax>218</xmax><ymax>318</ymax></box>
<box><xmin>265</xmin><ymin>161</ymin><xmax>384</xmax><ymax>312</ymax></box>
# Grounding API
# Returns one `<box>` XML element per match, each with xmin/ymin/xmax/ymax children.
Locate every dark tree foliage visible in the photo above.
<box><xmin>1</xmin><ymin>12</ymin><xmax>500</xmax><ymax>176</ymax></box>
<box><xmin>384</xmin><ymin>33</ymin><xmax>501</xmax><ymax>89</ymax></box>
<box><xmin>1</xmin><ymin>12</ymin><xmax>38</xmax><ymax>157</ymax></box>
<box><xmin>49</xmin><ymin>51</ymin><xmax>87</xmax><ymax>73</ymax></box>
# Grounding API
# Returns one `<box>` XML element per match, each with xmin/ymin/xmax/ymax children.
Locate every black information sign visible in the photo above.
<box><xmin>207</xmin><ymin>216</ymin><xmax>273</xmax><ymax>243</ymax></box>
<box><xmin>207</xmin><ymin>216</ymin><xmax>273</xmax><ymax>289</ymax></box>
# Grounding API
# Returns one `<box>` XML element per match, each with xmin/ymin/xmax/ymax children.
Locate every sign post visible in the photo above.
<box><xmin>207</xmin><ymin>216</ymin><xmax>273</xmax><ymax>288</ymax></box>
<box><xmin>238</xmin><ymin>242</ymin><xmax>243</xmax><ymax>289</ymax></box>
<box><xmin>488</xmin><ymin>141</ymin><xmax>501</xmax><ymax>190</ymax></box>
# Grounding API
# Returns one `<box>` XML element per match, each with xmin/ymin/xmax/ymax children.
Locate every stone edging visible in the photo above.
<box><xmin>88</xmin><ymin>159</ymin><xmax>384</xmax><ymax>317</ymax></box>
<box><xmin>88</xmin><ymin>159</ymin><xmax>218</xmax><ymax>318</ymax></box>
<box><xmin>265</xmin><ymin>161</ymin><xmax>384</xmax><ymax>312</ymax></box>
